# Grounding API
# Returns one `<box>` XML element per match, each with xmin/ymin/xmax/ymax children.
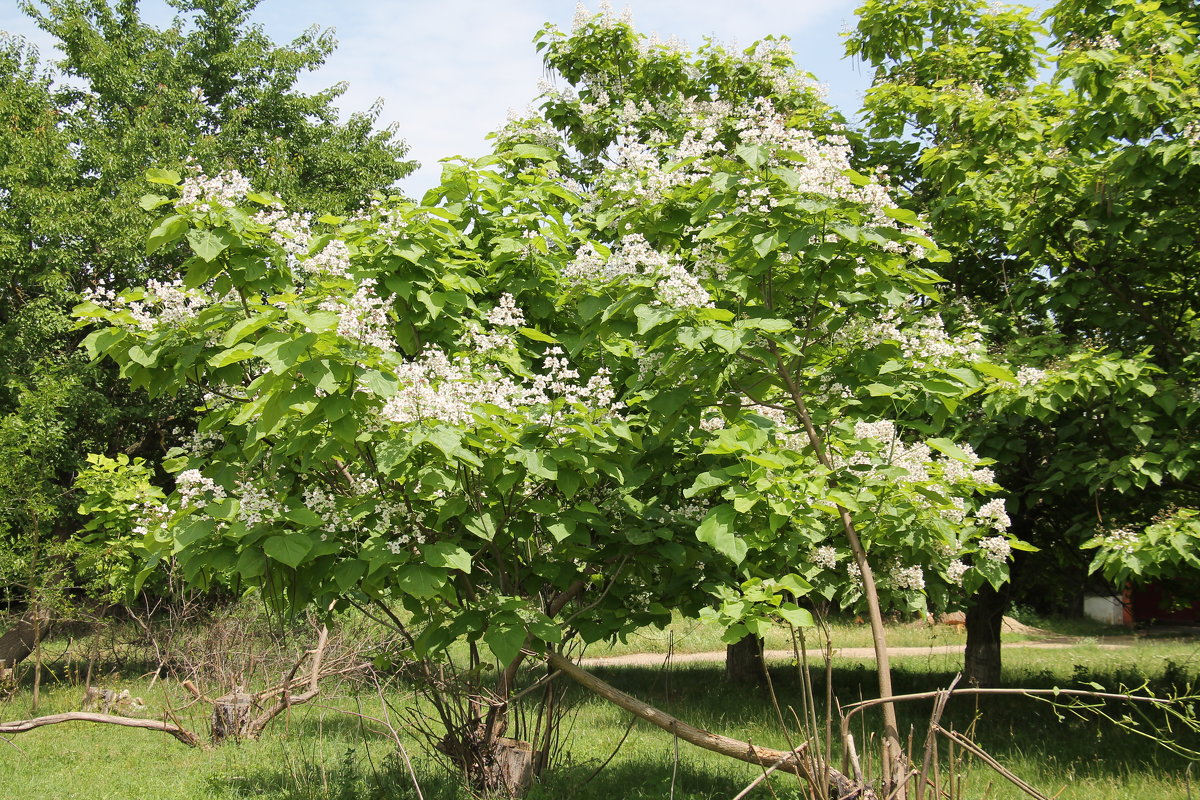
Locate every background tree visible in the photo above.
<box><xmin>0</xmin><ymin>0</ymin><xmax>414</xmax><ymax>651</ymax></box>
<box><xmin>847</xmin><ymin>0</ymin><xmax>1200</xmax><ymax>683</ymax></box>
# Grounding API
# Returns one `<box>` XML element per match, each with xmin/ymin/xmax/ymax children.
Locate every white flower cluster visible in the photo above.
<box><xmin>1016</xmin><ymin>366</ymin><xmax>1045</xmax><ymax>387</ymax></box>
<box><xmin>379</xmin><ymin>343</ymin><xmax>616</xmax><ymax>428</ymax></box>
<box><xmin>252</xmin><ymin>205</ymin><xmax>314</xmax><ymax>258</ymax></box>
<box><xmin>945</xmin><ymin>560</ymin><xmax>970</xmax><ymax>585</ymax></box>
<box><xmin>303</xmin><ymin>485</ymin><xmax>354</xmax><ymax>537</ymax></box>
<box><xmin>979</xmin><ymin>535</ymin><xmax>1012</xmax><ymax>563</ymax></box>
<box><xmin>130</xmin><ymin>498</ymin><xmax>172</xmax><ymax>539</ymax></box>
<box><xmin>812</xmin><ymin>545</ymin><xmax>838</xmax><ymax>570</ymax></box>
<box><xmin>300</xmin><ymin>240</ymin><xmax>353</xmax><ymax>279</ymax></box>
<box><xmin>975</xmin><ymin>498</ymin><xmax>1011</xmax><ymax>531</ymax></box>
<box><xmin>572</xmin><ymin>1</ymin><xmax>633</xmax><ymax>31</ymax></box>
<box><xmin>938</xmin><ymin>444</ymin><xmax>996</xmax><ymax>485</ymax></box>
<box><xmin>564</xmin><ymin>235</ymin><xmax>714</xmax><ymax>308</ymax></box>
<box><xmin>854</xmin><ymin>419</ymin><xmax>896</xmax><ymax>442</ymax></box>
<box><xmin>235</xmin><ymin>480</ymin><xmax>284</xmax><ymax>526</ymax></box>
<box><xmin>484</xmin><ymin>293</ymin><xmax>526</xmax><ymax>328</ymax></box>
<box><xmin>855</xmin><ymin>310</ymin><xmax>985</xmax><ymax>369</ymax></box>
<box><xmin>319</xmin><ymin>279</ymin><xmax>396</xmax><ymax>351</ymax></box>
<box><xmin>173</xmin><ymin>426</ymin><xmax>224</xmax><ymax>460</ymax></box>
<box><xmin>1102</xmin><ymin>527</ymin><xmax>1139</xmax><ymax>555</ymax></box>
<box><xmin>666</xmin><ymin>500</ymin><xmax>709</xmax><ymax>523</ymax></box>
<box><xmin>176</xmin><ymin>168</ymin><xmax>251</xmax><ymax>213</ymax></box>
<box><xmin>175</xmin><ymin>469</ymin><xmax>226</xmax><ymax>507</ymax></box>
<box><xmin>890</xmin><ymin>563</ymin><xmax>925</xmax><ymax>592</ymax></box>
<box><xmin>85</xmin><ymin>279</ymin><xmax>211</xmax><ymax>332</ymax></box>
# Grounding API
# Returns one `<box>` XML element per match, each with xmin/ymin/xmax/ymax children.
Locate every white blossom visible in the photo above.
<box><xmin>813</xmin><ymin>545</ymin><xmax>838</xmax><ymax>570</ymax></box>
<box><xmin>976</xmin><ymin>498</ymin><xmax>1011</xmax><ymax>531</ymax></box>
<box><xmin>979</xmin><ymin>535</ymin><xmax>1012</xmax><ymax>563</ymax></box>
<box><xmin>176</xmin><ymin>168</ymin><xmax>251</xmax><ymax>212</ymax></box>
<box><xmin>175</xmin><ymin>469</ymin><xmax>226</xmax><ymax>507</ymax></box>
<box><xmin>890</xmin><ymin>563</ymin><xmax>925</xmax><ymax>592</ymax></box>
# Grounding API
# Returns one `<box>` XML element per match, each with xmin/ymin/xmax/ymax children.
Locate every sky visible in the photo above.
<box><xmin>0</xmin><ymin>0</ymin><xmax>874</xmax><ymax>195</ymax></box>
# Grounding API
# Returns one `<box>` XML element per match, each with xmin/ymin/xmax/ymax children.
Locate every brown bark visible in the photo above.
<box><xmin>545</xmin><ymin>651</ymin><xmax>869</xmax><ymax>798</ymax></box>
<box><xmin>964</xmin><ymin>584</ymin><xmax>1006</xmax><ymax>687</ymax></box>
<box><xmin>0</xmin><ymin>607</ymin><xmax>51</xmax><ymax>667</ymax></box>
<box><xmin>724</xmin><ymin>634</ymin><xmax>764</xmax><ymax>686</ymax></box>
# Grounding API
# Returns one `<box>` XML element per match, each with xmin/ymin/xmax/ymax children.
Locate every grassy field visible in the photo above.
<box><xmin>1</xmin><ymin>615</ymin><xmax>1196</xmax><ymax>799</ymax></box>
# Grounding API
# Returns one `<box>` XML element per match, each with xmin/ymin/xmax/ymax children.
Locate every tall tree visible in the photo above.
<box><xmin>847</xmin><ymin>0</ymin><xmax>1200</xmax><ymax>683</ymax></box>
<box><xmin>0</xmin><ymin>0</ymin><xmax>414</xmax><ymax>626</ymax></box>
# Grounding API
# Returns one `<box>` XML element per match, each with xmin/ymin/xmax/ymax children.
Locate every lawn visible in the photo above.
<box><xmin>0</xmin><ymin>616</ymin><xmax>1196</xmax><ymax>799</ymax></box>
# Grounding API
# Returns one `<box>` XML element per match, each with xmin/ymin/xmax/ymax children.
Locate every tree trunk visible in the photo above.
<box><xmin>964</xmin><ymin>584</ymin><xmax>1006</xmax><ymax>687</ymax></box>
<box><xmin>724</xmin><ymin>634</ymin><xmax>764</xmax><ymax>686</ymax></box>
<box><xmin>211</xmin><ymin>689</ymin><xmax>252</xmax><ymax>741</ymax></box>
<box><xmin>0</xmin><ymin>606</ymin><xmax>51</xmax><ymax>668</ymax></box>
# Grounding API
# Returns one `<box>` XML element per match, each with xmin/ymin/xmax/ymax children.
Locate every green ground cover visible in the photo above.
<box><xmin>1</xmin><ymin>618</ymin><xmax>1196</xmax><ymax>799</ymax></box>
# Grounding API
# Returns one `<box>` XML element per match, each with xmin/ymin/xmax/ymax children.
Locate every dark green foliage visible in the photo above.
<box><xmin>0</xmin><ymin>0</ymin><xmax>415</xmax><ymax>609</ymax></box>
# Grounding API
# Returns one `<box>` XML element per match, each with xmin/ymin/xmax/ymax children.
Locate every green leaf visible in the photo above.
<box><xmin>684</xmin><ymin>471</ymin><xmax>727</xmax><ymax>497</ymax></box>
<box><xmin>777</xmin><ymin>604</ymin><xmax>815</xmax><ymax>628</ymax></box>
<box><xmin>422</xmin><ymin>541</ymin><xmax>472</xmax><ymax>573</ymax></box>
<box><xmin>147</xmin><ymin>215</ymin><xmax>189</xmax><ymax>254</ymax></box>
<box><xmin>139</xmin><ymin>194</ymin><xmax>170</xmax><ymax>210</ymax></box>
<box><xmin>186</xmin><ymin>228</ymin><xmax>233</xmax><ymax>262</ymax></box>
<box><xmin>734</xmin><ymin>143</ymin><xmax>769</xmax><ymax>169</ymax></box>
<box><xmin>511</xmin><ymin>143</ymin><xmax>558</xmax><ymax>160</ymax></box>
<box><xmin>883</xmin><ymin>206</ymin><xmax>920</xmax><ymax>226</ymax></box>
<box><xmin>483</xmin><ymin>623</ymin><xmax>527</xmax><ymax>666</ymax></box>
<box><xmin>333</xmin><ymin>560</ymin><xmax>367</xmax><ymax>592</ymax></box>
<box><xmin>145</xmin><ymin>168</ymin><xmax>180</xmax><ymax>185</ymax></box>
<box><xmin>360</xmin><ymin>369</ymin><xmax>398</xmax><ymax>397</ymax></box>
<box><xmin>517</xmin><ymin>327</ymin><xmax>559</xmax><ymax>343</ymax></box>
<box><xmin>696</xmin><ymin>504</ymin><xmax>747</xmax><ymax>565</ymax></box>
<box><xmin>1130</xmin><ymin>424</ymin><xmax>1153</xmax><ymax>446</ymax></box>
<box><xmin>635</xmin><ymin>304</ymin><xmax>672</xmax><ymax>335</ymax></box>
<box><xmin>209</xmin><ymin>343</ymin><xmax>257</xmax><ymax>367</ymax></box>
<box><xmin>556</xmin><ymin>468</ymin><xmax>581</xmax><ymax>499</ymax></box>
<box><xmin>397</xmin><ymin>564</ymin><xmax>447</xmax><ymax>598</ymax></box>
<box><xmin>222</xmin><ymin>313</ymin><xmax>276</xmax><ymax>348</ymax></box>
<box><xmin>263</xmin><ymin>534</ymin><xmax>313</xmax><ymax>568</ymax></box>
<box><xmin>927</xmin><ymin>437</ymin><xmax>973</xmax><ymax>463</ymax></box>
<box><xmin>711</xmin><ymin>328</ymin><xmax>745</xmax><ymax>353</ymax></box>
<box><xmin>285</xmin><ymin>507</ymin><xmax>326</xmax><ymax>527</ymax></box>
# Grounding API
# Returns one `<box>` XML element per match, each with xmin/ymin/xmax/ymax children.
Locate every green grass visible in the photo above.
<box><xmin>1</xmin><ymin>617</ymin><xmax>1197</xmax><ymax>800</ymax></box>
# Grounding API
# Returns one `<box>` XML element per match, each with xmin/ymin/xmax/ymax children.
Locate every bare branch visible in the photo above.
<box><xmin>0</xmin><ymin>711</ymin><xmax>202</xmax><ymax>748</ymax></box>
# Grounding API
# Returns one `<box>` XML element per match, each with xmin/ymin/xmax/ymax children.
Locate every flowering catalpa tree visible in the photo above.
<box><xmin>77</xmin><ymin>5</ymin><xmax>1034</xmax><ymax>796</ymax></box>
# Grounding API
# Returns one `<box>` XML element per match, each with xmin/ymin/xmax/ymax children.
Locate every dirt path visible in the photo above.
<box><xmin>581</xmin><ymin>637</ymin><xmax>1131</xmax><ymax>669</ymax></box>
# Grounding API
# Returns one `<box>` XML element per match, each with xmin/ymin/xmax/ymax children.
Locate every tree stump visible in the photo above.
<box><xmin>488</xmin><ymin>737</ymin><xmax>533</xmax><ymax>797</ymax></box>
<box><xmin>211</xmin><ymin>689</ymin><xmax>252</xmax><ymax>741</ymax></box>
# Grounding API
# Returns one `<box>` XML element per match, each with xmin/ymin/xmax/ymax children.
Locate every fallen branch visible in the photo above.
<box><xmin>0</xmin><ymin>711</ymin><xmax>202</xmax><ymax>748</ymax></box>
<box><xmin>544</xmin><ymin>651</ymin><xmax>869</xmax><ymax>798</ymax></box>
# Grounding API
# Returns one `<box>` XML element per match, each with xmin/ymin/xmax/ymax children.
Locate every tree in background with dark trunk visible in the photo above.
<box><xmin>847</xmin><ymin>0</ymin><xmax>1200</xmax><ymax>683</ymax></box>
